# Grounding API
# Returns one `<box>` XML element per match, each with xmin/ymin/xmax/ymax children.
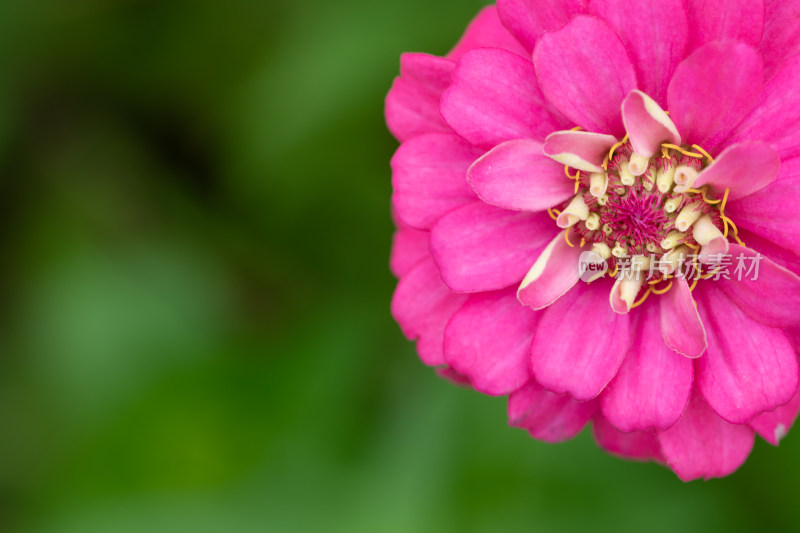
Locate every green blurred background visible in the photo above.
<box><xmin>0</xmin><ymin>0</ymin><xmax>795</xmax><ymax>531</ymax></box>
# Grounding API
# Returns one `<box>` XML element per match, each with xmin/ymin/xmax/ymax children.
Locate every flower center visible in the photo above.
<box><xmin>549</xmin><ymin>139</ymin><xmax>744</xmax><ymax>310</ymax></box>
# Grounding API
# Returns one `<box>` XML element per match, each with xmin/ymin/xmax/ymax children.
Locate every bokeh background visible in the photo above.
<box><xmin>0</xmin><ymin>0</ymin><xmax>796</xmax><ymax>531</ymax></box>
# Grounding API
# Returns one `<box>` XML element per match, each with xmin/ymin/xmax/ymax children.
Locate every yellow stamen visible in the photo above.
<box><xmin>691</xmin><ymin>144</ymin><xmax>714</xmax><ymax>162</ymax></box>
<box><xmin>608</xmin><ymin>263</ymin><xmax>619</xmax><ymax>278</ymax></box>
<box><xmin>683</xmin><ymin>241</ymin><xmax>699</xmax><ymax>250</ymax></box>
<box><xmin>721</xmin><ymin>216</ymin><xmax>745</xmax><ymax>246</ymax></box>
<box><xmin>701</xmin><ymin>268</ymin><xmax>723</xmax><ymax>280</ymax></box>
<box><xmin>661</xmin><ymin>143</ymin><xmax>703</xmax><ymax>159</ymax></box>
<box><xmin>719</xmin><ymin>188</ymin><xmax>730</xmax><ymax>213</ymax></box>
<box><xmin>579</xmin><ymin>238</ymin><xmax>586</xmax><ymax>248</ymax></box>
<box><xmin>701</xmin><ymin>191</ymin><xmax>722</xmax><ymax>205</ymax></box>
<box><xmin>564</xmin><ymin>165</ymin><xmax>580</xmax><ymax>180</ymax></box>
<box><xmin>689</xmin><ymin>255</ymin><xmax>701</xmax><ymax>292</ymax></box>
<box><xmin>608</xmin><ymin>134</ymin><xmax>629</xmax><ymax>162</ymax></box>
<box><xmin>570</xmin><ymin>126</ymin><xmax>584</xmax><ymax>132</ymax></box>
<box><xmin>630</xmin><ymin>287</ymin><xmax>653</xmax><ymax>309</ymax></box>
<box><xmin>564</xmin><ymin>227</ymin><xmax>575</xmax><ymax>248</ymax></box>
<box><xmin>650</xmin><ymin>281</ymin><xmax>674</xmax><ymax>295</ymax></box>
<box><xmin>682</xmin><ymin>187</ymin><xmax>723</xmax><ymax>206</ymax></box>
<box><xmin>547</xmin><ymin>208</ymin><xmax>560</xmax><ymax>221</ymax></box>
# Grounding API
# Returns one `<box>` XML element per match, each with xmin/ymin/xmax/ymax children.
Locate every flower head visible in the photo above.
<box><xmin>387</xmin><ymin>1</ymin><xmax>800</xmax><ymax>481</ymax></box>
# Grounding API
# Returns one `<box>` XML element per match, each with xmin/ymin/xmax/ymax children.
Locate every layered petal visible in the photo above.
<box><xmin>391</xmin><ymin>257</ymin><xmax>469</xmax><ymax>366</ymax></box>
<box><xmin>667</xmin><ymin>42</ymin><xmax>763</xmax><ymax>152</ymax></box>
<box><xmin>385</xmin><ymin>53</ymin><xmax>454</xmax><ymax>142</ymax></box>
<box><xmin>725</xmin><ymin>56</ymin><xmax>800</xmax><ymax>160</ymax></box>
<box><xmin>508</xmin><ymin>380</ymin><xmax>597</xmax><ymax>442</ymax></box>
<box><xmin>468</xmin><ymin>139</ymin><xmax>574</xmax><ymax>212</ymax></box>
<box><xmin>593</xmin><ymin>416</ymin><xmax>664</xmax><ymax>462</ymax></box>
<box><xmin>588</xmin><ymin>0</ymin><xmax>688</xmax><ymax>105</ymax></box>
<box><xmin>715</xmin><ymin>244</ymin><xmax>800</xmax><ymax>328</ymax></box>
<box><xmin>435</xmin><ymin>367</ymin><xmax>472</xmax><ymax>387</ymax></box>
<box><xmin>725</xmin><ymin>169</ymin><xmax>800</xmax><ymax>257</ymax></box>
<box><xmin>391</xmin><ymin>133</ymin><xmax>481</xmax><ymax>229</ymax></box>
<box><xmin>517</xmin><ymin>232</ymin><xmax>587</xmax><ymax>310</ymax></box>
<box><xmin>695</xmin><ymin>283</ymin><xmax>798</xmax><ymax>424</ymax></box>
<box><xmin>685</xmin><ymin>0</ymin><xmax>765</xmax><ymax>50</ymax></box>
<box><xmin>660</xmin><ymin>277</ymin><xmax>707</xmax><ymax>359</ymax></box>
<box><xmin>542</xmin><ymin>131</ymin><xmax>618</xmax><ymax>173</ymax></box>
<box><xmin>430</xmin><ymin>202</ymin><xmax>554</xmax><ymax>293</ymax></box>
<box><xmin>497</xmin><ymin>0</ymin><xmax>586</xmax><ymax>53</ymax></box>
<box><xmin>759</xmin><ymin>0</ymin><xmax>800</xmax><ymax>79</ymax></box>
<box><xmin>621</xmin><ymin>90</ymin><xmax>681</xmax><ymax>158</ymax></box>
<box><xmin>389</xmin><ymin>225</ymin><xmax>429</xmax><ymax>277</ymax></box>
<box><xmin>601</xmin><ymin>301</ymin><xmax>693</xmax><ymax>432</ymax></box>
<box><xmin>440</xmin><ymin>48</ymin><xmax>567</xmax><ymax>150</ymax></box>
<box><xmin>531</xmin><ymin>280</ymin><xmax>630</xmax><ymax>401</ymax></box>
<box><xmin>736</xmin><ymin>229</ymin><xmax>800</xmax><ymax>277</ymax></box>
<box><xmin>444</xmin><ymin>289</ymin><xmax>538</xmax><ymax>395</ymax></box>
<box><xmin>750</xmin><ymin>384</ymin><xmax>800</xmax><ymax>446</ymax></box>
<box><xmin>658</xmin><ymin>391</ymin><xmax>755</xmax><ymax>481</ymax></box>
<box><xmin>448</xmin><ymin>5</ymin><xmax>528</xmax><ymax>61</ymax></box>
<box><xmin>533</xmin><ymin>15</ymin><xmax>637</xmax><ymax>136</ymax></box>
<box><xmin>693</xmin><ymin>142</ymin><xmax>780</xmax><ymax>200</ymax></box>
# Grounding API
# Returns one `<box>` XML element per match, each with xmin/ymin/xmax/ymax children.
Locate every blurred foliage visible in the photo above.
<box><xmin>0</xmin><ymin>0</ymin><xmax>796</xmax><ymax>531</ymax></box>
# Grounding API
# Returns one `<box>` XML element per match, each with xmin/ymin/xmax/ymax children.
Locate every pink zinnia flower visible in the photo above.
<box><xmin>386</xmin><ymin>0</ymin><xmax>800</xmax><ymax>481</ymax></box>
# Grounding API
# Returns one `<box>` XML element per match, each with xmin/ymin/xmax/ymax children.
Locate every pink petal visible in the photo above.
<box><xmin>542</xmin><ymin>130</ymin><xmax>618</xmax><ymax>173</ymax></box>
<box><xmin>385</xmin><ymin>53</ymin><xmax>454</xmax><ymax>142</ymax></box>
<box><xmin>468</xmin><ymin>139</ymin><xmax>574</xmax><ymax>212</ymax></box>
<box><xmin>391</xmin><ymin>133</ymin><xmax>481</xmax><ymax>229</ymax></box>
<box><xmin>660</xmin><ymin>277</ymin><xmax>707</xmax><ymax>359</ymax></box>
<box><xmin>715</xmin><ymin>244</ymin><xmax>800</xmax><ymax>328</ymax></box>
<box><xmin>391</xmin><ymin>257</ymin><xmax>469</xmax><ymax>366</ymax></box>
<box><xmin>593</xmin><ymin>416</ymin><xmax>664</xmax><ymax>462</ymax></box>
<box><xmin>725</xmin><ymin>56</ymin><xmax>800</xmax><ymax>160</ymax></box>
<box><xmin>440</xmin><ymin>48</ymin><xmax>568</xmax><ymax>150</ymax></box>
<box><xmin>685</xmin><ymin>0</ymin><xmax>765</xmax><ymax>50</ymax></box>
<box><xmin>621</xmin><ymin>90</ymin><xmax>681</xmax><ymax>158</ymax></box>
<box><xmin>736</xmin><ymin>229</ymin><xmax>800</xmax><ymax>277</ymax></box>
<box><xmin>667</xmin><ymin>42</ymin><xmax>763</xmax><ymax>153</ymax></box>
<box><xmin>430</xmin><ymin>202</ymin><xmax>555</xmax><ymax>293</ymax></box>
<box><xmin>725</xmin><ymin>159</ymin><xmax>800</xmax><ymax>256</ymax></box>
<box><xmin>508</xmin><ymin>380</ymin><xmax>597</xmax><ymax>443</ymax></box>
<box><xmin>447</xmin><ymin>5</ymin><xmax>528</xmax><ymax>61</ymax></box>
<box><xmin>694</xmin><ymin>283</ymin><xmax>798</xmax><ymax>424</ymax></box>
<box><xmin>531</xmin><ymin>280</ymin><xmax>630</xmax><ymax>401</ymax></box>
<box><xmin>759</xmin><ymin>0</ymin><xmax>800</xmax><ymax>80</ymax></box>
<box><xmin>444</xmin><ymin>289</ymin><xmax>538</xmax><ymax>396</ymax></box>
<box><xmin>533</xmin><ymin>15</ymin><xmax>637</xmax><ymax>137</ymax></box>
<box><xmin>588</xmin><ymin>0</ymin><xmax>688</xmax><ymax>106</ymax></box>
<box><xmin>497</xmin><ymin>0</ymin><xmax>586</xmax><ymax>53</ymax></box>
<box><xmin>601</xmin><ymin>300</ymin><xmax>693</xmax><ymax>432</ymax></box>
<box><xmin>658</xmin><ymin>391</ymin><xmax>755</xmax><ymax>481</ymax></box>
<box><xmin>389</xmin><ymin>226</ymin><xmax>429</xmax><ymax>278</ymax></box>
<box><xmin>786</xmin><ymin>326</ymin><xmax>800</xmax><ymax>352</ymax></box>
<box><xmin>750</xmin><ymin>384</ymin><xmax>800</xmax><ymax>446</ymax></box>
<box><xmin>516</xmin><ymin>232</ymin><xmax>587</xmax><ymax>310</ymax></box>
<box><xmin>436</xmin><ymin>367</ymin><xmax>472</xmax><ymax>387</ymax></box>
<box><xmin>693</xmin><ymin>142</ymin><xmax>780</xmax><ymax>201</ymax></box>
